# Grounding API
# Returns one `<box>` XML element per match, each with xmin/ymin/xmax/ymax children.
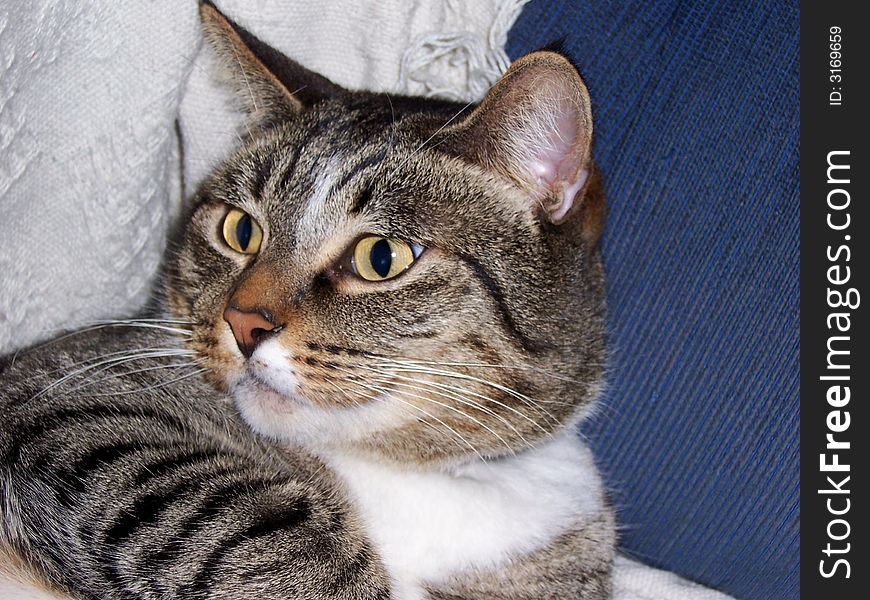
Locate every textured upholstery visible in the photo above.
<box><xmin>507</xmin><ymin>2</ymin><xmax>799</xmax><ymax>599</ymax></box>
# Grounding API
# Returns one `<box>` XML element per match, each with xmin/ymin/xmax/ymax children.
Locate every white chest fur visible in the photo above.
<box><xmin>321</xmin><ymin>431</ymin><xmax>606</xmax><ymax>600</ymax></box>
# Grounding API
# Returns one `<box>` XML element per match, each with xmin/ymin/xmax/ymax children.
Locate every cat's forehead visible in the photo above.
<box><xmin>205</xmin><ymin>95</ymin><xmax>533</xmax><ymax>270</ymax></box>
<box><xmin>221</xmin><ymin>106</ymin><xmax>489</xmax><ymax>237</ymax></box>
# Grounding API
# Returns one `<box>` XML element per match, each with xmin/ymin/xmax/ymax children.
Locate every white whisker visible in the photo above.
<box><xmin>369</xmin><ymin>368</ymin><xmax>550</xmax><ymax>437</ymax></box>
<box><xmin>93</xmin><ymin>368</ymin><xmax>210</xmax><ymax>397</ymax></box>
<box><xmin>20</xmin><ymin>319</ymin><xmax>193</xmax><ymax>358</ymax></box>
<box><xmin>342</xmin><ymin>376</ymin><xmax>488</xmax><ymax>463</ymax></box>
<box><xmin>360</xmin><ymin>368</ymin><xmax>535</xmax><ymax>447</ymax></box>
<box><xmin>74</xmin><ymin>361</ymin><xmax>201</xmax><ymax>396</ymax></box>
<box><xmin>362</xmin><ymin>374</ymin><xmax>515</xmax><ymax>454</ymax></box>
<box><xmin>368</xmin><ymin>360</ymin><xmax>564</xmax><ymax>426</ymax></box>
<box><xmin>379</xmin><ymin>357</ymin><xmax>581</xmax><ymax>385</ymax></box>
<box><xmin>31</xmin><ymin>349</ymin><xmax>196</xmax><ymax>401</ymax></box>
<box><xmin>393</xmin><ymin>101</ymin><xmax>473</xmax><ymax>173</ymax></box>
<box><xmin>329</xmin><ymin>374</ymin><xmax>451</xmax><ymax>443</ymax></box>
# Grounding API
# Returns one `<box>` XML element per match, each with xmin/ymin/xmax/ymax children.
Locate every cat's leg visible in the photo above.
<box><xmin>427</xmin><ymin>513</ymin><xmax>616</xmax><ymax>600</ymax></box>
<box><xmin>3</xmin><ymin>452</ymin><xmax>392</xmax><ymax>600</ymax></box>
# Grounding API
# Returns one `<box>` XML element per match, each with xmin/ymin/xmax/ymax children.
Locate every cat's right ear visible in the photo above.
<box><xmin>199</xmin><ymin>1</ymin><xmax>343</xmax><ymax>128</ymax></box>
<box><xmin>447</xmin><ymin>51</ymin><xmax>603</xmax><ymax>244</ymax></box>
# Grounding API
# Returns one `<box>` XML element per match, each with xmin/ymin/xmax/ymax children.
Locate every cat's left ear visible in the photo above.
<box><xmin>200</xmin><ymin>1</ymin><xmax>343</xmax><ymax>128</ymax></box>
<box><xmin>449</xmin><ymin>51</ymin><xmax>595</xmax><ymax>227</ymax></box>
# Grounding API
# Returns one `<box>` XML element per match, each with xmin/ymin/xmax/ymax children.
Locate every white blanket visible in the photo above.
<box><xmin>0</xmin><ymin>2</ymin><xmax>734</xmax><ymax>598</ymax></box>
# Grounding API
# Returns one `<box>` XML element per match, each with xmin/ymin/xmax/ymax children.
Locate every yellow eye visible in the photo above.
<box><xmin>222</xmin><ymin>208</ymin><xmax>263</xmax><ymax>255</ymax></box>
<box><xmin>351</xmin><ymin>236</ymin><xmax>422</xmax><ymax>281</ymax></box>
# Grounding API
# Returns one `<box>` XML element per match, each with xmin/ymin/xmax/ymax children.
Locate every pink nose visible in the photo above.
<box><xmin>223</xmin><ymin>306</ymin><xmax>280</xmax><ymax>358</ymax></box>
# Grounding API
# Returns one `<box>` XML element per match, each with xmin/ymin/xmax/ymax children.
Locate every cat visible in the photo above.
<box><xmin>0</xmin><ymin>2</ymin><xmax>615</xmax><ymax>598</ymax></box>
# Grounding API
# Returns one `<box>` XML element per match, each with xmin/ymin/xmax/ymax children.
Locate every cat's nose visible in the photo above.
<box><xmin>223</xmin><ymin>305</ymin><xmax>282</xmax><ymax>358</ymax></box>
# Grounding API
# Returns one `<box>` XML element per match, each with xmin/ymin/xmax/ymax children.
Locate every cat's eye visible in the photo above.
<box><xmin>351</xmin><ymin>236</ymin><xmax>423</xmax><ymax>282</ymax></box>
<box><xmin>222</xmin><ymin>208</ymin><xmax>263</xmax><ymax>255</ymax></box>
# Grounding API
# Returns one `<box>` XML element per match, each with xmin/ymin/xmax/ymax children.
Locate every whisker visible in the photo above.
<box><xmin>367</xmin><ymin>361</ymin><xmax>565</xmax><ymax>426</ymax></box>
<box><xmin>323</xmin><ymin>378</ymin><xmax>366</xmax><ymax>411</ymax></box>
<box><xmin>30</xmin><ymin>349</ymin><xmax>196</xmax><ymax>401</ymax></box>
<box><xmin>89</xmin><ymin>318</ymin><xmax>193</xmax><ymax>333</ymax></box>
<box><xmin>72</xmin><ymin>361</ymin><xmax>201</xmax><ymax>396</ymax></box>
<box><xmin>385</xmin><ymin>93</ymin><xmax>397</xmax><ymax>152</ymax></box>
<box><xmin>326</xmin><ymin>375</ymin><xmax>450</xmax><ymax>443</ymax></box>
<box><xmin>227</xmin><ymin>39</ymin><xmax>258</xmax><ymax>139</ymax></box>
<box><xmin>375</xmin><ymin>356</ymin><xmax>581</xmax><ymax>406</ymax></box>
<box><xmin>51</xmin><ymin>352</ymin><xmax>198</xmax><ymax>398</ymax></box>
<box><xmin>96</xmin><ymin>361</ymin><xmax>199</xmax><ymax>379</ymax></box>
<box><xmin>38</xmin><ymin>346</ymin><xmax>196</xmax><ymax>380</ymax></box>
<box><xmin>394</xmin><ymin>101</ymin><xmax>473</xmax><ymax>172</ymax></box>
<box><xmin>93</xmin><ymin>368</ymin><xmax>210</xmax><ymax>397</ymax></box>
<box><xmin>372</xmin><ymin>368</ymin><xmax>550</xmax><ymax>436</ymax></box>
<box><xmin>342</xmin><ymin>377</ymin><xmax>488</xmax><ymax>463</ymax></box>
<box><xmin>380</xmin><ymin>357</ymin><xmax>582</xmax><ymax>385</ymax></box>
<box><xmin>18</xmin><ymin>319</ymin><xmax>193</xmax><ymax>361</ymax></box>
<box><xmin>360</xmin><ymin>368</ymin><xmax>536</xmax><ymax>446</ymax></box>
<box><xmin>362</xmin><ymin>375</ymin><xmax>515</xmax><ymax>454</ymax></box>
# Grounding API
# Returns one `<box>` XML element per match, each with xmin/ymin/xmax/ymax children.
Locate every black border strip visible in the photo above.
<box><xmin>801</xmin><ymin>2</ymin><xmax>868</xmax><ymax>596</ymax></box>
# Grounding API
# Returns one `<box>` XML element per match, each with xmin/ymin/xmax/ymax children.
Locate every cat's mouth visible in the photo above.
<box><xmin>217</xmin><ymin>333</ymin><xmax>312</xmax><ymax>411</ymax></box>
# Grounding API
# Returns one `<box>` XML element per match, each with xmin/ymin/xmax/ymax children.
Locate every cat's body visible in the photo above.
<box><xmin>0</xmin><ymin>3</ymin><xmax>615</xmax><ymax>598</ymax></box>
<box><xmin>0</xmin><ymin>327</ymin><xmax>612</xmax><ymax>600</ymax></box>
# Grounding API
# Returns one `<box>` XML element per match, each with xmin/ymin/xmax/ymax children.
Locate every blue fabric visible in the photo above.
<box><xmin>507</xmin><ymin>2</ymin><xmax>798</xmax><ymax>599</ymax></box>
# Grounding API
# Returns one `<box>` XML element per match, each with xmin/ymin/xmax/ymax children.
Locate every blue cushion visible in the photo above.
<box><xmin>507</xmin><ymin>2</ymin><xmax>799</xmax><ymax>598</ymax></box>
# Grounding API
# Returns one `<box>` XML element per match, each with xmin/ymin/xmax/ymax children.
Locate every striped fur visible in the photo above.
<box><xmin>1</xmin><ymin>327</ymin><xmax>390</xmax><ymax>599</ymax></box>
<box><xmin>0</xmin><ymin>3</ymin><xmax>615</xmax><ymax>598</ymax></box>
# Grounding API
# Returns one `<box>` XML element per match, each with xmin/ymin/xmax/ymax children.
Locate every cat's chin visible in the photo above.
<box><xmin>235</xmin><ymin>377</ymin><xmax>305</xmax><ymax>413</ymax></box>
<box><xmin>230</xmin><ymin>374</ymin><xmax>415</xmax><ymax>455</ymax></box>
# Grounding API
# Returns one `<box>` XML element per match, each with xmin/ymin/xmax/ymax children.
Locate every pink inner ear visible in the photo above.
<box><xmin>525</xmin><ymin>106</ymin><xmax>588</xmax><ymax>221</ymax></box>
<box><xmin>551</xmin><ymin>166</ymin><xmax>589</xmax><ymax>221</ymax></box>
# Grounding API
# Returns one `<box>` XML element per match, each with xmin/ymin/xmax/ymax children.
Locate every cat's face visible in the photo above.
<box><xmin>166</xmin><ymin>5</ymin><xmax>606</xmax><ymax>466</ymax></box>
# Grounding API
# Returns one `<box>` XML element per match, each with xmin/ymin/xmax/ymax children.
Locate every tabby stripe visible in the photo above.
<box><xmin>396</xmin><ymin>329</ymin><xmax>440</xmax><ymax>339</ymax></box>
<box><xmin>105</xmin><ymin>472</ymin><xmax>278</xmax><ymax>546</ymax></box>
<box><xmin>457</xmin><ymin>254</ymin><xmax>547</xmax><ymax>353</ymax></box>
<box><xmin>4</xmin><ymin>406</ymin><xmax>188</xmax><ymax>465</ymax></box>
<box><xmin>301</xmin><ymin>117</ymin><xmax>363</xmax><ymax>182</ymax></box>
<box><xmin>325</xmin><ymin>544</ymin><xmax>377</xmax><ymax>594</ymax></box>
<box><xmin>103</xmin><ymin>474</ymin><xmax>265</xmax><ymax>586</ymax></box>
<box><xmin>179</xmin><ymin>497</ymin><xmax>311</xmax><ymax>594</ymax></box>
<box><xmin>53</xmin><ymin>442</ymin><xmax>161</xmax><ymax>508</ymax></box>
<box><xmin>131</xmin><ymin>449</ymin><xmax>225</xmax><ymax>486</ymax></box>
<box><xmin>324</xmin><ymin>115</ymin><xmax>366</xmax><ymax>146</ymax></box>
<box><xmin>102</xmin><ymin>478</ymin><xmax>205</xmax><ymax>587</ymax></box>
<box><xmin>148</xmin><ymin>478</ymin><xmax>298</xmax><ymax>577</ymax></box>
<box><xmin>338</xmin><ymin>149</ymin><xmax>388</xmax><ymax>211</ymax></box>
<box><xmin>250</xmin><ymin>152</ymin><xmax>278</xmax><ymax>200</ymax></box>
<box><xmin>305</xmin><ymin>342</ymin><xmax>366</xmax><ymax>357</ymax></box>
<box><xmin>349</xmin><ymin>182</ymin><xmax>374</xmax><ymax>215</ymax></box>
<box><xmin>274</xmin><ymin>115</ymin><xmax>348</xmax><ymax>193</ymax></box>
<box><xmin>73</xmin><ymin>450</ymin><xmax>229</xmax><ymax>549</ymax></box>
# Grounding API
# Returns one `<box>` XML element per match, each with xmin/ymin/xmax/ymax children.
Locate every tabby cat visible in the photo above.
<box><xmin>0</xmin><ymin>2</ymin><xmax>615</xmax><ymax>598</ymax></box>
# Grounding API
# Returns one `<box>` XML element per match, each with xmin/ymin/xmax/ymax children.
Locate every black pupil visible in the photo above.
<box><xmin>369</xmin><ymin>239</ymin><xmax>393</xmax><ymax>278</ymax></box>
<box><xmin>236</xmin><ymin>214</ymin><xmax>252</xmax><ymax>250</ymax></box>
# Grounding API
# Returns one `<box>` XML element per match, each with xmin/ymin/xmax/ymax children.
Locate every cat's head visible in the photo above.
<box><xmin>166</xmin><ymin>2</ymin><xmax>606</xmax><ymax>466</ymax></box>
